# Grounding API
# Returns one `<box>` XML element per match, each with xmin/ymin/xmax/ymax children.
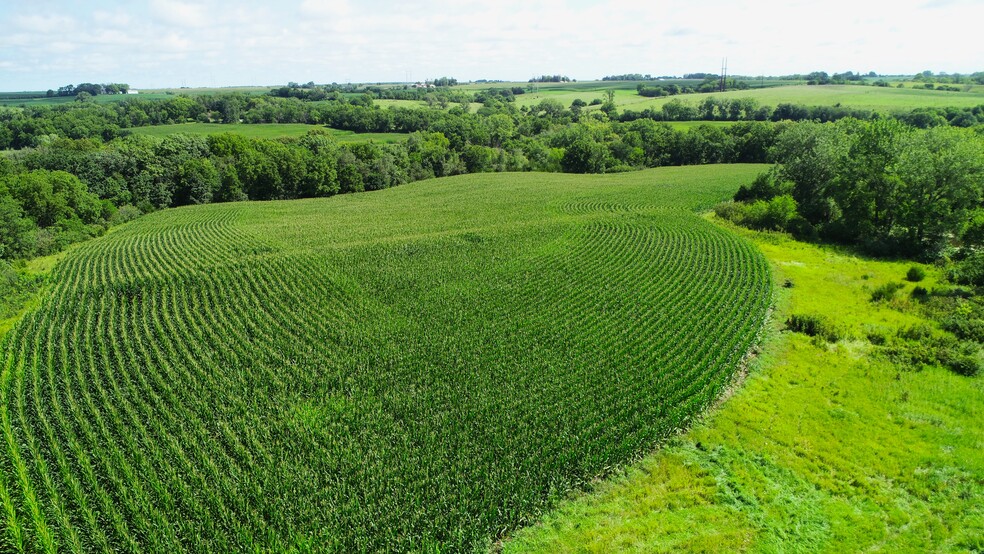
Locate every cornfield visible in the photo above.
<box><xmin>0</xmin><ymin>166</ymin><xmax>772</xmax><ymax>552</ymax></box>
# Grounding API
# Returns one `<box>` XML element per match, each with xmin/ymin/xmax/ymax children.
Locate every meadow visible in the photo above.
<box><xmin>0</xmin><ymin>165</ymin><xmax>772</xmax><ymax>552</ymax></box>
<box><xmin>128</xmin><ymin>123</ymin><xmax>407</xmax><ymax>143</ymax></box>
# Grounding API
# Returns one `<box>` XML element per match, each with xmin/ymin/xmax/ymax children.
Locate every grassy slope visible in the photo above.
<box><xmin>128</xmin><ymin>123</ymin><xmax>407</xmax><ymax>143</ymax></box>
<box><xmin>503</xmin><ymin>224</ymin><xmax>983</xmax><ymax>552</ymax></box>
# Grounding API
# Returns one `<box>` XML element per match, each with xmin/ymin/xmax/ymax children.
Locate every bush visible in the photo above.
<box><xmin>787</xmin><ymin>313</ymin><xmax>841</xmax><ymax>342</ymax></box>
<box><xmin>734</xmin><ymin>173</ymin><xmax>783</xmax><ymax>202</ymax></box>
<box><xmin>786</xmin><ymin>215</ymin><xmax>818</xmax><ymax>241</ymax></box>
<box><xmin>911</xmin><ymin>286</ymin><xmax>929</xmax><ymax>300</ymax></box>
<box><xmin>110</xmin><ymin>205</ymin><xmax>143</xmax><ymax>226</ymax></box>
<box><xmin>936</xmin><ymin>344</ymin><xmax>983</xmax><ymax>376</ymax></box>
<box><xmin>885</xmin><ymin>330</ymin><xmax>983</xmax><ymax>376</ymax></box>
<box><xmin>947</xmin><ymin>252</ymin><xmax>984</xmax><ymax>286</ymax></box>
<box><xmin>716</xmin><ymin>195</ymin><xmax>800</xmax><ymax>232</ymax></box>
<box><xmin>0</xmin><ymin>260</ymin><xmax>16</xmax><ymax>288</ymax></box>
<box><xmin>871</xmin><ymin>282</ymin><xmax>905</xmax><ymax>302</ymax></box>
<box><xmin>931</xmin><ymin>285</ymin><xmax>974</xmax><ymax>299</ymax></box>
<box><xmin>898</xmin><ymin>323</ymin><xmax>934</xmax><ymax>341</ymax></box>
<box><xmin>863</xmin><ymin>324</ymin><xmax>890</xmax><ymax>345</ymax></box>
<box><xmin>713</xmin><ymin>201</ymin><xmax>744</xmax><ymax>222</ymax></box>
<box><xmin>906</xmin><ymin>265</ymin><xmax>926</xmax><ymax>282</ymax></box>
<box><xmin>941</xmin><ymin>316</ymin><xmax>984</xmax><ymax>343</ymax></box>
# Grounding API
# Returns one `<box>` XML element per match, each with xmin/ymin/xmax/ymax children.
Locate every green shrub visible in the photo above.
<box><xmin>898</xmin><ymin>323</ymin><xmax>935</xmax><ymax>341</ymax></box>
<box><xmin>787</xmin><ymin>313</ymin><xmax>841</xmax><ymax>342</ymax></box>
<box><xmin>863</xmin><ymin>324</ymin><xmax>890</xmax><ymax>345</ymax></box>
<box><xmin>906</xmin><ymin>265</ymin><xmax>926</xmax><ymax>282</ymax></box>
<box><xmin>947</xmin><ymin>252</ymin><xmax>984</xmax><ymax>286</ymax></box>
<box><xmin>936</xmin><ymin>344</ymin><xmax>983</xmax><ymax>376</ymax></box>
<box><xmin>941</xmin><ymin>316</ymin><xmax>984</xmax><ymax>343</ymax></box>
<box><xmin>734</xmin><ymin>172</ymin><xmax>783</xmax><ymax>202</ymax></box>
<box><xmin>931</xmin><ymin>285</ymin><xmax>974</xmax><ymax>299</ymax></box>
<box><xmin>0</xmin><ymin>260</ymin><xmax>16</xmax><ymax>288</ymax></box>
<box><xmin>911</xmin><ymin>286</ymin><xmax>929</xmax><ymax>300</ymax></box>
<box><xmin>871</xmin><ymin>282</ymin><xmax>905</xmax><ymax>302</ymax></box>
<box><xmin>716</xmin><ymin>195</ymin><xmax>800</xmax><ymax>233</ymax></box>
<box><xmin>110</xmin><ymin>205</ymin><xmax>143</xmax><ymax>226</ymax></box>
<box><xmin>713</xmin><ymin>201</ymin><xmax>744</xmax><ymax>223</ymax></box>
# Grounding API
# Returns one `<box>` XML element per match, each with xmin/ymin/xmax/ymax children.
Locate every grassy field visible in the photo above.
<box><xmin>0</xmin><ymin>166</ymin><xmax>772</xmax><ymax>552</ymax></box>
<box><xmin>503</xmin><ymin>223</ymin><xmax>984</xmax><ymax>552</ymax></box>
<box><xmin>0</xmin><ymin>94</ymin><xmax>169</xmax><ymax>108</ymax></box>
<box><xmin>373</xmin><ymin>81</ymin><xmax>984</xmax><ymax>114</ymax></box>
<box><xmin>0</xmin><ymin>87</ymin><xmax>271</xmax><ymax>108</ymax></box>
<box><xmin>128</xmin><ymin>123</ymin><xmax>408</xmax><ymax>143</ymax></box>
<box><xmin>619</xmin><ymin>84</ymin><xmax>984</xmax><ymax>113</ymax></box>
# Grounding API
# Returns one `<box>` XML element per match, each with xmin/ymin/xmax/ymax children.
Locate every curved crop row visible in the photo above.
<box><xmin>0</xmin><ymin>167</ymin><xmax>772</xmax><ymax>552</ymax></box>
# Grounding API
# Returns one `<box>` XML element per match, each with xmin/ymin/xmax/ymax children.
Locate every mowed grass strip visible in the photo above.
<box><xmin>0</xmin><ymin>165</ymin><xmax>771</xmax><ymax>552</ymax></box>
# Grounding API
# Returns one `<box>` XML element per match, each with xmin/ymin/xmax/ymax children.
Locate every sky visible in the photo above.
<box><xmin>0</xmin><ymin>0</ymin><xmax>981</xmax><ymax>91</ymax></box>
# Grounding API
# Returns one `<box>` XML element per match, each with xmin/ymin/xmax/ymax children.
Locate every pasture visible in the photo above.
<box><xmin>0</xmin><ymin>165</ymin><xmax>771</xmax><ymax>552</ymax></box>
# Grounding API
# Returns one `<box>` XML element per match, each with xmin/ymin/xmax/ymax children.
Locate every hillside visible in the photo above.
<box><xmin>0</xmin><ymin>166</ymin><xmax>772</xmax><ymax>552</ymax></box>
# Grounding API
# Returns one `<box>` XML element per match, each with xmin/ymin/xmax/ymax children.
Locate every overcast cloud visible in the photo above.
<box><xmin>0</xmin><ymin>0</ymin><xmax>981</xmax><ymax>90</ymax></box>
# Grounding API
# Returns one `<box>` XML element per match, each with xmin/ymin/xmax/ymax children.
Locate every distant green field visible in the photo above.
<box><xmin>129</xmin><ymin>123</ymin><xmax>407</xmax><ymax>143</ymax></box>
<box><xmin>622</xmin><ymin>84</ymin><xmax>984</xmax><ymax>112</ymax></box>
<box><xmin>0</xmin><ymin>94</ymin><xmax>134</xmax><ymax>107</ymax></box>
<box><xmin>455</xmin><ymin>80</ymin><xmax>796</xmax><ymax>109</ymax></box>
<box><xmin>453</xmin><ymin>81</ymin><xmax>984</xmax><ymax>112</ymax></box>
<box><xmin>0</xmin><ymin>88</ymin><xmax>270</xmax><ymax>107</ymax></box>
<box><xmin>0</xmin><ymin>165</ymin><xmax>771</xmax><ymax>552</ymax></box>
<box><xmin>137</xmin><ymin>86</ymin><xmax>273</xmax><ymax>96</ymax></box>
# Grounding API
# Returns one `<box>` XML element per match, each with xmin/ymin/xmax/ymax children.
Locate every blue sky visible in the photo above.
<box><xmin>0</xmin><ymin>0</ymin><xmax>981</xmax><ymax>90</ymax></box>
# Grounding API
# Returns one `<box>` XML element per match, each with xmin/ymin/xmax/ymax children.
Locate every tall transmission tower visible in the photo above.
<box><xmin>719</xmin><ymin>58</ymin><xmax>728</xmax><ymax>92</ymax></box>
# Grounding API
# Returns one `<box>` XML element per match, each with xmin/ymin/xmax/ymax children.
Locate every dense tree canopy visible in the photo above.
<box><xmin>729</xmin><ymin>119</ymin><xmax>984</xmax><ymax>258</ymax></box>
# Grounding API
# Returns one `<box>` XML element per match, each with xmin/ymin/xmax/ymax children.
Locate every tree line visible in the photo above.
<box><xmin>4</xmin><ymin>91</ymin><xmax>983</xmax><ymax>153</ymax></box>
<box><xmin>0</xmin><ymin>113</ymin><xmax>794</xmax><ymax>261</ymax></box>
<box><xmin>636</xmin><ymin>79</ymin><xmax>749</xmax><ymax>98</ymax></box>
<box><xmin>717</xmin><ymin>118</ymin><xmax>983</xmax><ymax>271</ymax></box>
<box><xmin>49</xmin><ymin>82</ymin><xmax>130</xmax><ymax>97</ymax></box>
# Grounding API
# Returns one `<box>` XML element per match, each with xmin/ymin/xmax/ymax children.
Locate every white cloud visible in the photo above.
<box><xmin>0</xmin><ymin>0</ymin><xmax>981</xmax><ymax>90</ymax></box>
<box><xmin>299</xmin><ymin>0</ymin><xmax>353</xmax><ymax>18</ymax></box>
<box><xmin>150</xmin><ymin>0</ymin><xmax>209</xmax><ymax>28</ymax></box>
<box><xmin>10</xmin><ymin>14</ymin><xmax>76</xmax><ymax>33</ymax></box>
